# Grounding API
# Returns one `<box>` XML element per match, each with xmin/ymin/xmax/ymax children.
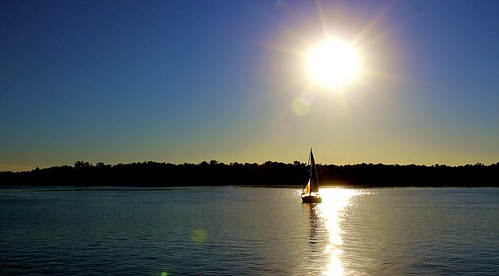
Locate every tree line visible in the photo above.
<box><xmin>1</xmin><ymin>160</ymin><xmax>498</xmax><ymax>187</ymax></box>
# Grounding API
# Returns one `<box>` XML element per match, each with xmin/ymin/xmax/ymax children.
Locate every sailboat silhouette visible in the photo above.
<box><xmin>301</xmin><ymin>148</ymin><xmax>322</xmax><ymax>203</ymax></box>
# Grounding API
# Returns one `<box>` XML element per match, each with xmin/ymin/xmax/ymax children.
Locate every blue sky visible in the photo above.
<box><xmin>1</xmin><ymin>0</ymin><xmax>498</xmax><ymax>171</ymax></box>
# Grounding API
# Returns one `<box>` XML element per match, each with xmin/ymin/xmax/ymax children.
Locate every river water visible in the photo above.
<box><xmin>1</xmin><ymin>187</ymin><xmax>498</xmax><ymax>275</ymax></box>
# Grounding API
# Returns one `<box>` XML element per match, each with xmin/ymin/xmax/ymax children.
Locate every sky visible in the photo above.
<box><xmin>1</xmin><ymin>0</ymin><xmax>498</xmax><ymax>171</ymax></box>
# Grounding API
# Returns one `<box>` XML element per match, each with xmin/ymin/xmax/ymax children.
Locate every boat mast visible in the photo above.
<box><xmin>309</xmin><ymin>148</ymin><xmax>312</xmax><ymax>180</ymax></box>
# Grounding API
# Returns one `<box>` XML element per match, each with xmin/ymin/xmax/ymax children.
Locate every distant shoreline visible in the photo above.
<box><xmin>1</xmin><ymin>161</ymin><xmax>498</xmax><ymax>188</ymax></box>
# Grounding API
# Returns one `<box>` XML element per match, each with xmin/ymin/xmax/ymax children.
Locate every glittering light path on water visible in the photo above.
<box><xmin>315</xmin><ymin>188</ymin><xmax>360</xmax><ymax>275</ymax></box>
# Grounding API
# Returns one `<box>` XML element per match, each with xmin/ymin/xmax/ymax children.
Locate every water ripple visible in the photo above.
<box><xmin>1</xmin><ymin>187</ymin><xmax>498</xmax><ymax>275</ymax></box>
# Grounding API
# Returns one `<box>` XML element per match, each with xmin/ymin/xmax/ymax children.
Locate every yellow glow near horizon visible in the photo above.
<box><xmin>307</xmin><ymin>39</ymin><xmax>360</xmax><ymax>89</ymax></box>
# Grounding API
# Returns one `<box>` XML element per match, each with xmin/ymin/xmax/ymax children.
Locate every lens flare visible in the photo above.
<box><xmin>292</xmin><ymin>96</ymin><xmax>312</xmax><ymax>116</ymax></box>
<box><xmin>191</xmin><ymin>229</ymin><xmax>208</xmax><ymax>245</ymax></box>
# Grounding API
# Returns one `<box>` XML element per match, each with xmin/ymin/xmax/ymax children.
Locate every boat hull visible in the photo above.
<box><xmin>301</xmin><ymin>194</ymin><xmax>322</xmax><ymax>203</ymax></box>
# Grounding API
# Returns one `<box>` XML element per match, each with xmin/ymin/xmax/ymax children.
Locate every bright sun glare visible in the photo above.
<box><xmin>307</xmin><ymin>39</ymin><xmax>360</xmax><ymax>89</ymax></box>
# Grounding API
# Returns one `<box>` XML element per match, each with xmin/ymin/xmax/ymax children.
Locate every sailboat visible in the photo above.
<box><xmin>301</xmin><ymin>148</ymin><xmax>322</xmax><ymax>203</ymax></box>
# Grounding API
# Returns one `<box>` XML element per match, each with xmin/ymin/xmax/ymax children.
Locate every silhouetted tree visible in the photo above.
<box><xmin>1</xmin><ymin>160</ymin><xmax>498</xmax><ymax>187</ymax></box>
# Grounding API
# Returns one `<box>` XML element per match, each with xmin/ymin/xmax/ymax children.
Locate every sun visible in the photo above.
<box><xmin>307</xmin><ymin>39</ymin><xmax>360</xmax><ymax>89</ymax></box>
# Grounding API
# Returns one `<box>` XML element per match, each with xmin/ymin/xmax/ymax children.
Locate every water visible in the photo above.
<box><xmin>1</xmin><ymin>187</ymin><xmax>498</xmax><ymax>275</ymax></box>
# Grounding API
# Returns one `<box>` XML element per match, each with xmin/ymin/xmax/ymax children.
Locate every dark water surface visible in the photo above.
<box><xmin>1</xmin><ymin>187</ymin><xmax>498</xmax><ymax>275</ymax></box>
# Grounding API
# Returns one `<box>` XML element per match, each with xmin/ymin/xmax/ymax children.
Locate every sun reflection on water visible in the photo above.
<box><xmin>313</xmin><ymin>188</ymin><xmax>360</xmax><ymax>275</ymax></box>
